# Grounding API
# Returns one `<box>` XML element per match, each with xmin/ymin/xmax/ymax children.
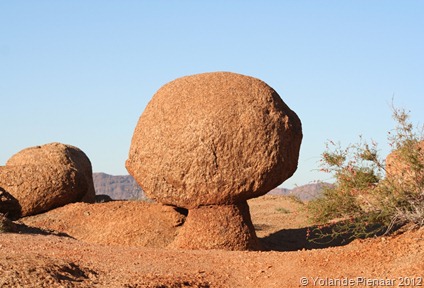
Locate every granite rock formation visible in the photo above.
<box><xmin>126</xmin><ymin>72</ymin><xmax>302</xmax><ymax>250</ymax></box>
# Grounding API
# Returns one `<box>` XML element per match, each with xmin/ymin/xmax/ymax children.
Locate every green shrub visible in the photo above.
<box><xmin>308</xmin><ymin>106</ymin><xmax>424</xmax><ymax>242</ymax></box>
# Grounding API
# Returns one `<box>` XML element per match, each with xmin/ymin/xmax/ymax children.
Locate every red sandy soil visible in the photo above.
<box><xmin>1</xmin><ymin>195</ymin><xmax>423</xmax><ymax>287</ymax></box>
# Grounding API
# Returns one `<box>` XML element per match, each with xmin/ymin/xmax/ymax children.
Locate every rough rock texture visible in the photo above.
<box><xmin>126</xmin><ymin>72</ymin><xmax>302</xmax><ymax>208</ymax></box>
<box><xmin>170</xmin><ymin>201</ymin><xmax>260</xmax><ymax>250</ymax></box>
<box><xmin>7</xmin><ymin>142</ymin><xmax>96</xmax><ymax>203</ymax></box>
<box><xmin>0</xmin><ymin>143</ymin><xmax>95</xmax><ymax>218</ymax></box>
<box><xmin>21</xmin><ymin>201</ymin><xmax>186</xmax><ymax>248</ymax></box>
<box><xmin>126</xmin><ymin>72</ymin><xmax>302</xmax><ymax>250</ymax></box>
<box><xmin>0</xmin><ymin>165</ymin><xmax>83</xmax><ymax>219</ymax></box>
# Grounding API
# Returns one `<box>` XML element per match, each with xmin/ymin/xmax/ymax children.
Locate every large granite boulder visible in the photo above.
<box><xmin>126</xmin><ymin>72</ymin><xmax>302</xmax><ymax>208</ymax></box>
<box><xmin>126</xmin><ymin>72</ymin><xmax>302</xmax><ymax>250</ymax></box>
<box><xmin>0</xmin><ymin>143</ymin><xmax>95</xmax><ymax>218</ymax></box>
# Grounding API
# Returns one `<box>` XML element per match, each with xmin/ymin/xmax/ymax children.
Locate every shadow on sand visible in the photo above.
<box><xmin>259</xmin><ymin>223</ymin><xmax>385</xmax><ymax>251</ymax></box>
<box><xmin>13</xmin><ymin>222</ymin><xmax>74</xmax><ymax>238</ymax></box>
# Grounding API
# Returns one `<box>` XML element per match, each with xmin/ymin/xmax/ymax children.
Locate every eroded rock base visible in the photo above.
<box><xmin>169</xmin><ymin>201</ymin><xmax>261</xmax><ymax>251</ymax></box>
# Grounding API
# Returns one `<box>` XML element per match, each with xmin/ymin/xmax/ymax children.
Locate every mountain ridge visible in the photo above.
<box><xmin>93</xmin><ymin>172</ymin><xmax>146</xmax><ymax>200</ymax></box>
<box><xmin>93</xmin><ymin>172</ymin><xmax>329</xmax><ymax>201</ymax></box>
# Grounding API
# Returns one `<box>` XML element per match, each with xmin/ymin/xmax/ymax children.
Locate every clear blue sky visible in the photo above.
<box><xmin>1</xmin><ymin>1</ymin><xmax>423</xmax><ymax>188</ymax></box>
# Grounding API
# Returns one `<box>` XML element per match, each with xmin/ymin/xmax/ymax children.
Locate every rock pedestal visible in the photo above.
<box><xmin>169</xmin><ymin>202</ymin><xmax>260</xmax><ymax>250</ymax></box>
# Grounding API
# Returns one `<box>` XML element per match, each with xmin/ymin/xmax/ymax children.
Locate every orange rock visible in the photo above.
<box><xmin>126</xmin><ymin>72</ymin><xmax>302</xmax><ymax>251</ymax></box>
<box><xmin>169</xmin><ymin>201</ymin><xmax>260</xmax><ymax>251</ymax></box>
<box><xmin>0</xmin><ymin>143</ymin><xmax>95</xmax><ymax>218</ymax></box>
<box><xmin>126</xmin><ymin>72</ymin><xmax>302</xmax><ymax>208</ymax></box>
<box><xmin>21</xmin><ymin>201</ymin><xmax>186</xmax><ymax>248</ymax></box>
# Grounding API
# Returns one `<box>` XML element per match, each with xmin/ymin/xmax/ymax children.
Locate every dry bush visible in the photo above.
<box><xmin>308</xmin><ymin>106</ymin><xmax>424</xmax><ymax>242</ymax></box>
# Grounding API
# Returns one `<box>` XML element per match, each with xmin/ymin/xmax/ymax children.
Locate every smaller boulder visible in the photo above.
<box><xmin>0</xmin><ymin>143</ymin><xmax>95</xmax><ymax>218</ymax></box>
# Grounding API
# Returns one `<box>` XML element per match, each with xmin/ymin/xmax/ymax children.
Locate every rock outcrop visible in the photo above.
<box><xmin>21</xmin><ymin>201</ymin><xmax>187</xmax><ymax>248</ymax></box>
<box><xmin>0</xmin><ymin>143</ymin><xmax>95</xmax><ymax>218</ymax></box>
<box><xmin>126</xmin><ymin>72</ymin><xmax>302</xmax><ymax>250</ymax></box>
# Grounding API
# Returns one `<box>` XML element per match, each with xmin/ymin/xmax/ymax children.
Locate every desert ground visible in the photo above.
<box><xmin>1</xmin><ymin>195</ymin><xmax>423</xmax><ymax>287</ymax></box>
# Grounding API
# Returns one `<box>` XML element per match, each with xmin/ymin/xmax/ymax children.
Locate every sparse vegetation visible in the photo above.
<box><xmin>308</xmin><ymin>105</ymin><xmax>424</xmax><ymax>242</ymax></box>
<box><xmin>286</xmin><ymin>195</ymin><xmax>305</xmax><ymax>205</ymax></box>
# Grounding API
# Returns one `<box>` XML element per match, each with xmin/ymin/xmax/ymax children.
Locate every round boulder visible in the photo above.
<box><xmin>126</xmin><ymin>72</ymin><xmax>302</xmax><ymax>209</ymax></box>
<box><xmin>6</xmin><ymin>142</ymin><xmax>96</xmax><ymax>203</ymax></box>
<box><xmin>0</xmin><ymin>143</ymin><xmax>95</xmax><ymax>218</ymax></box>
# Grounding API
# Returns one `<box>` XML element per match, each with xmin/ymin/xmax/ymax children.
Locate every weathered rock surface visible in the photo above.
<box><xmin>21</xmin><ymin>201</ymin><xmax>187</xmax><ymax>248</ymax></box>
<box><xmin>169</xmin><ymin>201</ymin><xmax>260</xmax><ymax>250</ymax></box>
<box><xmin>126</xmin><ymin>72</ymin><xmax>302</xmax><ymax>250</ymax></box>
<box><xmin>0</xmin><ymin>165</ymin><xmax>84</xmax><ymax>218</ymax></box>
<box><xmin>126</xmin><ymin>72</ymin><xmax>302</xmax><ymax>208</ymax></box>
<box><xmin>0</xmin><ymin>143</ymin><xmax>95</xmax><ymax>218</ymax></box>
<box><xmin>7</xmin><ymin>142</ymin><xmax>96</xmax><ymax>203</ymax></box>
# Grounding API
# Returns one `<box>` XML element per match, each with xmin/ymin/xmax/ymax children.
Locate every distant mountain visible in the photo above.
<box><xmin>93</xmin><ymin>173</ymin><xmax>330</xmax><ymax>202</ymax></box>
<box><xmin>289</xmin><ymin>182</ymin><xmax>332</xmax><ymax>201</ymax></box>
<box><xmin>92</xmin><ymin>173</ymin><xmax>147</xmax><ymax>200</ymax></box>
<box><xmin>267</xmin><ymin>187</ymin><xmax>291</xmax><ymax>196</ymax></box>
<box><xmin>267</xmin><ymin>182</ymin><xmax>331</xmax><ymax>201</ymax></box>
